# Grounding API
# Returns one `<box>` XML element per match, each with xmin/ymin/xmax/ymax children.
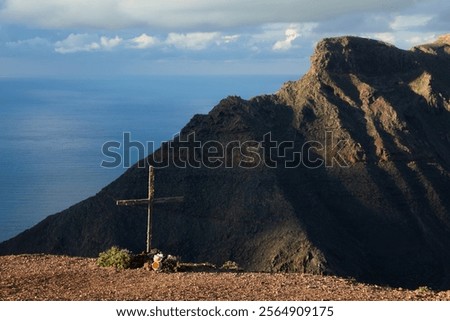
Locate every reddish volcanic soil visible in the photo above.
<box><xmin>1</xmin><ymin>255</ymin><xmax>449</xmax><ymax>301</ymax></box>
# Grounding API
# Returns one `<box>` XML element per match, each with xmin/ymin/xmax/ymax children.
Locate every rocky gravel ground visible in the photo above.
<box><xmin>1</xmin><ymin>255</ymin><xmax>449</xmax><ymax>301</ymax></box>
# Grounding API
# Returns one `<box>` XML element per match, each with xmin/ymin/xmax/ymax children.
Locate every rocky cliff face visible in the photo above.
<box><xmin>1</xmin><ymin>35</ymin><xmax>450</xmax><ymax>289</ymax></box>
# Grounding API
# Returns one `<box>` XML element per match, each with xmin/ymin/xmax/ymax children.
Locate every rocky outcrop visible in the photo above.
<box><xmin>1</xmin><ymin>35</ymin><xmax>450</xmax><ymax>289</ymax></box>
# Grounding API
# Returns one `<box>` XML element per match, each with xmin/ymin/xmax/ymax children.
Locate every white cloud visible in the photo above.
<box><xmin>247</xmin><ymin>23</ymin><xmax>316</xmax><ymax>52</ymax></box>
<box><xmin>54</xmin><ymin>33</ymin><xmax>122</xmax><ymax>54</ymax></box>
<box><xmin>273</xmin><ymin>27</ymin><xmax>300</xmax><ymax>51</ymax></box>
<box><xmin>6</xmin><ymin>36</ymin><xmax>51</xmax><ymax>47</ymax></box>
<box><xmin>361</xmin><ymin>31</ymin><xmax>440</xmax><ymax>49</ymax></box>
<box><xmin>390</xmin><ymin>15</ymin><xmax>434</xmax><ymax>31</ymax></box>
<box><xmin>100</xmin><ymin>36</ymin><xmax>122</xmax><ymax>50</ymax></box>
<box><xmin>53</xmin><ymin>32</ymin><xmax>243</xmax><ymax>53</ymax></box>
<box><xmin>0</xmin><ymin>0</ymin><xmax>422</xmax><ymax>30</ymax></box>
<box><xmin>55</xmin><ymin>34</ymin><xmax>99</xmax><ymax>54</ymax></box>
<box><xmin>370</xmin><ymin>32</ymin><xmax>396</xmax><ymax>44</ymax></box>
<box><xmin>405</xmin><ymin>33</ymin><xmax>437</xmax><ymax>45</ymax></box>
<box><xmin>165</xmin><ymin>32</ymin><xmax>220</xmax><ymax>50</ymax></box>
<box><xmin>221</xmin><ymin>35</ymin><xmax>240</xmax><ymax>44</ymax></box>
<box><xmin>129</xmin><ymin>33</ymin><xmax>158</xmax><ymax>49</ymax></box>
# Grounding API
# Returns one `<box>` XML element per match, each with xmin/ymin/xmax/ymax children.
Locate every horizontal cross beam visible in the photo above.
<box><xmin>116</xmin><ymin>196</ymin><xmax>184</xmax><ymax>207</ymax></box>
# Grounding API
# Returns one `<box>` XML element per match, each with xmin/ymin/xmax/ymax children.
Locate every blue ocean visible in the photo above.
<box><xmin>0</xmin><ymin>75</ymin><xmax>295</xmax><ymax>242</ymax></box>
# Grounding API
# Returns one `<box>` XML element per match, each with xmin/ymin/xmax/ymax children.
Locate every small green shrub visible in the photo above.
<box><xmin>97</xmin><ymin>246</ymin><xmax>132</xmax><ymax>270</ymax></box>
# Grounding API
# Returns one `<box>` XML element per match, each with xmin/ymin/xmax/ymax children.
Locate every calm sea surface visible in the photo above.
<box><xmin>0</xmin><ymin>75</ymin><xmax>295</xmax><ymax>242</ymax></box>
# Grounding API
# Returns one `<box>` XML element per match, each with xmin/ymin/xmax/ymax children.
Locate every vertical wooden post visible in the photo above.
<box><xmin>116</xmin><ymin>165</ymin><xmax>183</xmax><ymax>254</ymax></box>
<box><xmin>147</xmin><ymin>166</ymin><xmax>155</xmax><ymax>253</ymax></box>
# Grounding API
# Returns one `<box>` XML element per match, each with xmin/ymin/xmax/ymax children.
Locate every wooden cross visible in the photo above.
<box><xmin>116</xmin><ymin>166</ymin><xmax>184</xmax><ymax>253</ymax></box>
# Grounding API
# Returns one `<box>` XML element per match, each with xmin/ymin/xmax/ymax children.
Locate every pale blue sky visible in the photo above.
<box><xmin>0</xmin><ymin>0</ymin><xmax>448</xmax><ymax>77</ymax></box>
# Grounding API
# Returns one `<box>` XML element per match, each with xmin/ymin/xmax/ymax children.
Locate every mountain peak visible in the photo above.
<box><xmin>310</xmin><ymin>36</ymin><xmax>417</xmax><ymax>76</ymax></box>
<box><xmin>413</xmin><ymin>34</ymin><xmax>450</xmax><ymax>56</ymax></box>
<box><xmin>435</xmin><ymin>34</ymin><xmax>450</xmax><ymax>45</ymax></box>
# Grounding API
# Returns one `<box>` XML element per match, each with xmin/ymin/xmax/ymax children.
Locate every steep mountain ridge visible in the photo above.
<box><xmin>275</xmin><ymin>36</ymin><xmax>450</xmax><ymax>288</ymax></box>
<box><xmin>1</xmin><ymin>35</ymin><xmax>449</xmax><ymax>289</ymax></box>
